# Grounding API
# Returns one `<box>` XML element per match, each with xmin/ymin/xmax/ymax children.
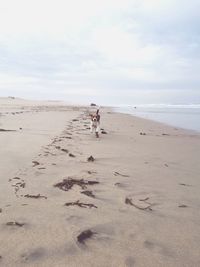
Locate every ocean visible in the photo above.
<box><xmin>116</xmin><ymin>104</ymin><xmax>200</xmax><ymax>133</ymax></box>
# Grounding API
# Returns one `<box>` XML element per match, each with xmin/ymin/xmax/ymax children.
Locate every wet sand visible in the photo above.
<box><xmin>0</xmin><ymin>97</ymin><xmax>200</xmax><ymax>267</ymax></box>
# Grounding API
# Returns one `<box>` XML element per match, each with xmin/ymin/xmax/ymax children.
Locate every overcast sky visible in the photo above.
<box><xmin>0</xmin><ymin>0</ymin><xmax>200</xmax><ymax>105</ymax></box>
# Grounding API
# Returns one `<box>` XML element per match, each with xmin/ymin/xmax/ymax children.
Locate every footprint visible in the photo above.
<box><xmin>144</xmin><ymin>240</ymin><xmax>174</xmax><ymax>257</ymax></box>
<box><xmin>21</xmin><ymin>247</ymin><xmax>46</xmax><ymax>262</ymax></box>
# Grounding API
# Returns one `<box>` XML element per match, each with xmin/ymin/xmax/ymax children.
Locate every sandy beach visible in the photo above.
<box><xmin>0</xmin><ymin>97</ymin><xmax>200</xmax><ymax>267</ymax></box>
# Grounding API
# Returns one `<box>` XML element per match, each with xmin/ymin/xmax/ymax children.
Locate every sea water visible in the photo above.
<box><xmin>116</xmin><ymin>104</ymin><xmax>200</xmax><ymax>133</ymax></box>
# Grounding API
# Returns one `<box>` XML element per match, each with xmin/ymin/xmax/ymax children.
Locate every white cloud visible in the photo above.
<box><xmin>0</xmin><ymin>0</ymin><xmax>199</xmax><ymax>104</ymax></box>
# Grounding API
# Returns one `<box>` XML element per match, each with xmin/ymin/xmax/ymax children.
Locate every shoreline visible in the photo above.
<box><xmin>115</xmin><ymin>107</ymin><xmax>200</xmax><ymax>133</ymax></box>
<box><xmin>115</xmin><ymin>109</ymin><xmax>200</xmax><ymax>136</ymax></box>
<box><xmin>0</xmin><ymin>98</ymin><xmax>200</xmax><ymax>267</ymax></box>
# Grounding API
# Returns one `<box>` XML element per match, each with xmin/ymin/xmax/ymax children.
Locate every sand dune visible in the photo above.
<box><xmin>0</xmin><ymin>98</ymin><xmax>200</xmax><ymax>267</ymax></box>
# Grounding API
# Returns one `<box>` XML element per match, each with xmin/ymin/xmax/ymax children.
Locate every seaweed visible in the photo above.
<box><xmin>81</xmin><ymin>190</ymin><xmax>95</xmax><ymax>198</ymax></box>
<box><xmin>6</xmin><ymin>221</ymin><xmax>25</xmax><ymax>227</ymax></box>
<box><xmin>125</xmin><ymin>197</ymin><xmax>152</xmax><ymax>211</ymax></box>
<box><xmin>24</xmin><ymin>194</ymin><xmax>47</xmax><ymax>199</ymax></box>
<box><xmin>32</xmin><ymin>161</ymin><xmax>40</xmax><ymax>167</ymax></box>
<box><xmin>54</xmin><ymin>178</ymin><xmax>99</xmax><ymax>191</ymax></box>
<box><xmin>77</xmin><ymin>230</ymin><xmax>96</xmax><ymax>244</ymax></box>
<box><xmin>87</xmin><ymin>156</ymin><xmax>95</xmax><ymax>162</ymax></box>
<box><xmin>61</xmin><ymin>148</ymin><xmax>69</xmax><ymax>153</ymax></box>
<box><xmin>0</xmin><ymin>128</ymin><xmax>16</xmax><ymax>132</ymax></box>
<box><xmin>65</xmin><ymin>200</ymin><xmax>97</xmax><ymax>209</ymax></box>
<box><xmin>114</xmin><ymin>172</ymin><xmax>129</xmax><ymax>177</ymax></box>
<box><xmin>87</xmin><ymin>181</ymin><xmax>99</xmax><ymax>185</ymax></box>
<box><xmin>69</xmin><ymin>153</ymin><xmax>75</xmax><ymax>157</ymax></box>
<box><xmin>179</xmin><ymin>183</ymin><xmax>192</xmax><ymax>187</ymax></box>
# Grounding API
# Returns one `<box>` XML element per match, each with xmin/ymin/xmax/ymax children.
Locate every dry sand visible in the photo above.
<box><xmin>0</xmin><ymin>97</ymin><xmax>200</xmax><ymax>267</ymax></box>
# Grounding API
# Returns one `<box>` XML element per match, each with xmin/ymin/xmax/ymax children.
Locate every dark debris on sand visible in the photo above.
<box><xmin>24</xmin><ymin>194</ymin><xmax>47</xmax><ymax>199</ymax></box>
<box><xmin>0</xmin><ymin>128</ymin><xmax>16</xmax><ymax>132</ymax></box>
<box><xmin>65</xmin><ymin>200</ymin><xmax>97</xmax><ymax>209</ymax></box>
<box><xmin>54</xmin><ymin>178</ymin><xmax>99</xmax><ymax>191</ymax></box>
<box><xmin>61</xmin><ymin>148</ymin><xmax>69</xmax><ymax>153</ymax></box>
<box><xmin>125</xmin><ymin>197</ymin><xmax>152</xmax><ymax>211</ymax></box>
<box><xmin>81</xmin><ymin>190</ymin><xmax>95</xmax><ymax>198</ymax></box>
<box><xmin>32</xmin><ymin>161</ymin><xmax>40</xmax><ymax>167</ymax></box>
<box><xmin>6</xmin><ymin>221</ymin><xmax>25</xmax><ymax>227</ymax></box>
<box><xmin>179</xmin><ymin>183</ymin><xmax>192</xmax><ymax>187</ymax></box>
<box><xmin>87</xmin><ymin>171</ymin><xmax>97</xmax><ymax>175</ymax></box>
<box><xmin>87</xmin><ymin>156</ymin><xmax>95</xmax><ymax>162</ymax></box>
<box><xmin>179</xmin><ymin>204</ymin><xmax>188</xmax><ymax>208</ymax></box>
<box><xmin>114</xmin><ymin>172</ymin><xmax>129</xmax><ymax>177</ymax></box>
<box><xmin>69</xmin><ymin>153</ymin><xmax>75</xmax><ymax>157</ymax></box>
<box><xmin>77</xmin><ymin>229</ymin><xmax>96</xmax><ymax>244</ymax></box>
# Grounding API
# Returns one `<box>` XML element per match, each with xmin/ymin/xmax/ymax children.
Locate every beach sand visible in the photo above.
<box><xmin>0</xmin><ymin>97</ymin><xmax>200</xmax><ymax>267</ymax></box>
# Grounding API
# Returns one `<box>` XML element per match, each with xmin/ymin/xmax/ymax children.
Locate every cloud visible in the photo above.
<box><xmin>0</xmin><ymin>0</ymin><xmax>199</xmax><ymax>104</ymax></box>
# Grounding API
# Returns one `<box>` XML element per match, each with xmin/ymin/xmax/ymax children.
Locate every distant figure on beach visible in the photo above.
<box><xmin>90</xmin><ymin>109</ymin><xmax>100</xmax><ymax>138</ymax></box>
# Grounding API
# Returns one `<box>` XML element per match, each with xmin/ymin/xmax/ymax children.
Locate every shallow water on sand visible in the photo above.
<box><xmin>116</xmin><ymin>105</ymin><xmax>200</xmax><ymax>132</ymax></box>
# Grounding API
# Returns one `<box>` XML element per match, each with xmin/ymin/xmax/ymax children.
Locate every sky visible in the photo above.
<box><xmin>0</xmin><ymin>0</ymin><xmax>200</xmax><ymax>105</ymax></box>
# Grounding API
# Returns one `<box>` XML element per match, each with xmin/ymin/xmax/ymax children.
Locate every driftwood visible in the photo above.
<box><xmin>81</xmin><ymin>190</ymin><xmax>95</xmax><ymax>198</ymax></box>
<box><xmin>65</xmin><ymin>200</ymin><xmax>97</xmax><ymax>209</ymax></box>
<box><xmin>54</xmin><ymin>178</ymin><xmax>99</xmax><ymax>191</ymax></box>
<box><xmin>6</xmin><ymin>221</ymin><xmax>25</xmax><ymax>227</ymax></box>
<box><xmin>125</xmin><ymin>197</ymin><xmax>152</xmax><ymax>211</ymax></box>
<box><xmin>77</xmin><ymin>230</ymin><xmax>96</xmax><ymax>244</ymax></box>
<box><xmin>24</xmin><ymin>194</ymin><xmax>47</xmax><ymax>199</ymax></box>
